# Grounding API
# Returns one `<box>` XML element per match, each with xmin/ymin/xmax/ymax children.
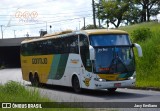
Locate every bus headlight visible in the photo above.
<box><xmin>128</xmin><ymin>77</ymin><xmax>134</xmax><ymax>80</ymax></box>
<box><xmin>128</xmin><ymin>73</ymin><xmax>136</xmax><ymax>80</ymax></box>
<box><xmin>94</xmin><ymin>78</ymin><xmax>106</xmax><ymax>82</ymax></box>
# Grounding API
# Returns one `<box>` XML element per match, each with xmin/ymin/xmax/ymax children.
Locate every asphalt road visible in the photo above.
<box><xmin>0</xmin><ymin>68</ymin><xmax>160</xmax><ymax>110</ymax></box>
<box><xmin>0</xmin><ymin>68</ymin><xmax>29</xmax><ymax>84</ymax></box>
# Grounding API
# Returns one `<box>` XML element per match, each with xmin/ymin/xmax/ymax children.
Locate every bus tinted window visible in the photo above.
<box><xmin>21</xmin><ymin>35</ymin><xmax>79</xmax><ymax>56</ymax></box>
<box><xmin>90</xmin><ymin>34</ymin><xmax>131</xmax><ymax>46</ymax></box>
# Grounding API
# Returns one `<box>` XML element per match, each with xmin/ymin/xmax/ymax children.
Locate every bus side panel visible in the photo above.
<box><xmin>80</xmin><ymin>70</ymin><xmax>97</xmax><ymax>89</ymax></box>
<box><xmin>21</xmin><ymin>55</ymin><xmax>54</xmax><ymax>83</ymax></box>
<box><xmin>47</xmin><ymin>54</ymin><xmax>69</xmax><ymax>80</ymax></box>
<box><xmin>47</xmin><ymin>54</ymin><xmax>82</xmax><ymax>87</ymax></box>
<box><xmin>47</xmin><ymin>54</ymin><xmax>69</xmax><ymax>85</ymax></box>
<box><xmin>65</xmin><ymin>54</ymin><xmax>82</xmax><ymax>87</ymax></box>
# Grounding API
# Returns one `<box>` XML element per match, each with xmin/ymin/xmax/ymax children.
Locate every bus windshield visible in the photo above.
<box><xmin>90</xmin><ymin>34</ymin><xmax>131</xmax><ymax>46</ymax></box>
<box><xmin>89</xmin><ymin>34</ymin><xmax>135</xmax><ymax>74</ymax></box>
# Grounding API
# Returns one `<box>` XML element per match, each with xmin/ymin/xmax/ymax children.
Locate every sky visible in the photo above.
<box><xmin>0</xmin><ymin>0</ymin><xmax>160</xmax><ymax>39</ymax></box>
<box><xmin>0</xmin><ymin>0</ymin><xmax>94</xmax><ymax>38</ymax></box>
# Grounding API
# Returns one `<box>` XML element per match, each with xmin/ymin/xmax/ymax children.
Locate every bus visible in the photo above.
<box><xmin>20</xmin><ymin>29</ymin><xmax>142</xmax><ymax>93</ymax></box>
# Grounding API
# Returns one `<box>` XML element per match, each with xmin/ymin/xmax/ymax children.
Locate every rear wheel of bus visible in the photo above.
<box><xmin>72</xmin><ymin>76</ymin><xmax>81</xmax><ymax>93</ymax></box>
<box><xmin>29</xmin><ymin>72</ymin><xmax>34</xmax><ymax>85</ymax></box>
<box><xmin>33</xmin><ymin>73</ymin><xmax>40</xmax><ymax>87</ymax></box>
<box><xmin>29</xmin><ymin>72</ymin><xmax>40</xmax><ymax>87</ymax></box>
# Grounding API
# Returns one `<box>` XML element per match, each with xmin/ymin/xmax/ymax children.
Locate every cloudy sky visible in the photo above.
<box><xmin>1</xmin><ymin>0</ymin><xmax>160</xmax><ymax>39</ymax></box>
<box><xmin>0</xmin><ymin>0</ymin><xmax>94</xmax><ymax>38</ymax></box>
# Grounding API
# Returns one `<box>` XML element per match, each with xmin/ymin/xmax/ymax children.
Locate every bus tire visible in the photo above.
<box><xmin>29</xmin><ymin>73</ymin><xmax>34</xmax><ymax>86</ymax></box>
<box><xmin>72</xmin><ymin>75</ymin><xmax>81</xmax><ymax>93</ymax></box>
<box><xmin>107</xmin><ymin>88</ymin><xmax>117</xmax><ymax>93</ymax></box>
<box><xmin>33</xmin><ymin>73</ymin><xmax>40</xmax><ymax>87</ymax></box>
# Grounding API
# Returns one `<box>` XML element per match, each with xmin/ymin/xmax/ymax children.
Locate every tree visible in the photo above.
<box><xmin>96</xmin><ymin>0</ymin><xmax>160</xmax><ymax>27</ymax></box>
<box><xmin>123</xmin><ymin>2</ymin><xmax>142</xmax><ymax>24</ymax></box>
<box><xmin>96</xmin><ymin>0</ymin><xmax>130</xmax><ymax>28</ymax></box>
<box><xmin>133</xmin><ymin>0</ymin><xmax>160</xmax><ymax>22</ymax></box>
<box><xmin>81</xmin><ymin>24</ymin><xmax>103</xmax><ymax>30</ymax></box>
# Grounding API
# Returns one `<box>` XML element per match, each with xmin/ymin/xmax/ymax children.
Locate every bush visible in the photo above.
<box><xmin>1</xmin><ymin>81</ymin><xmax>26</xmax><ymax>95</ymax></box>
<box><xmin>131</xmin><ymin>27</ymin><xmax>152</xmax><ymax>42</ymax></box>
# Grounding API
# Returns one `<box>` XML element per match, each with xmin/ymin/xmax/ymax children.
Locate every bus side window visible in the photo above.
<box><xmin>21</xmin><ymin>44</ymin><xmax>27</xmax><ymax>56</ymax></box>
<box><xmin>28</xmin><ymin>42</ymin><xmax>35</xmax><ymax>55</ymax></box>
<box><xmin>79</xmin><ymin>35</ymin><xmax>92</xmax><ymax>72</ymax></box>
<box><xmin>68</xmin><ymin>36</ymin><xmax>79</xmax><ymax>54</ymax></box>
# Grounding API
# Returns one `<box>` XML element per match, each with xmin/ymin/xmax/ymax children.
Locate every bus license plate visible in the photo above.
<box><xmin>114</xmin><ymin>83</ymin><xmax>121</xmax><ymax>87</ymax></box>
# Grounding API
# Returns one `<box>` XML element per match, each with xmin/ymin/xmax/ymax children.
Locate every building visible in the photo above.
<box><xmin>0</xmin><ymin>37</ymin><xmax>39</xmax><ymax>68</ymax></box>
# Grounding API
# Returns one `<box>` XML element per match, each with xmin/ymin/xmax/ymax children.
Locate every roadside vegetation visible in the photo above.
<box><xmin>120</xmin><ymin>22</ymin><xmax>160</xmax><ymax>88</ymax></box>
<box><xmin>0</xmin><ymin>81</ymin><xmax>86</xmax><ymax>111</ymax></box>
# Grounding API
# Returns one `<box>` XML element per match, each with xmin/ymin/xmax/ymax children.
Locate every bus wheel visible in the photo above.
<box><xmin>33</xmin><ymin>73</ymin><xmax>40</xmax><ymax>87</ymax></box>
<box><xmin>107</xmin><ymin>88</ymin><xmax>117</xmax><ymax>93</ymax></box>
<box><xmin>29</xmin><ymin>73</ymin><xmax>34</xmax><ymax>86</ymax></box>
<box><xmin>72</xmin><ymin>76</ymin><xmax>81</xmax><ymax>93</ymax></box>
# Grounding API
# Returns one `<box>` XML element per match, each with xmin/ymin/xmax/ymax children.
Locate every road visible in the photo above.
<box><xmin>0</xmin><ymin>68</ymin><xmax>29</xmax><ymax>85</ymax></box>
<box><xmin>0</xmin><ymin>68</ymin><xmax>160</xmax><ymax>110</ymax></box>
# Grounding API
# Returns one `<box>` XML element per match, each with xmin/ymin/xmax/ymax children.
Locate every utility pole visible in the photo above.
<box><xmin>92</xmin><ymin>0</ymin><xmax>96</xmax><ymax>28</ymax></box>
<box><xmin>98</xmin><ymin>0</ymin><xmax>102</xmax><ymax>28</ymax></box>
<box><xmin>46</xmin><ymin>22</ymin><xmax>47</xmax><ymax>33</ymax></box>
<box><xmin>14</xmin><ymin>30</ymin><xmax>16</xmax><ymax>38</ymax></box>
<box><xmin>98</xmin><ymin>19</ymin><xmax>101</xmax><ymax>28</ymax></box>
<box><xmin>79</xmin><ymin>21</ymin><xmax>81</xmax><ymax>30</ymax></box>
<box><xmin>83</xmin><ymin>17</ymin><xmax>86</xmax><ymax>30</ymax></box>
<box><xmin>0</xmin><ymin>25</ymin><xmax>3</xmax><ymax>39</ymax></box>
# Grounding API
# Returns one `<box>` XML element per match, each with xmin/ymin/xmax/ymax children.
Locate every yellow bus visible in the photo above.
<box><xmin>20</xmin><ymin>29</ymin><xmax>142</xmax><ymax>93</ymax></box>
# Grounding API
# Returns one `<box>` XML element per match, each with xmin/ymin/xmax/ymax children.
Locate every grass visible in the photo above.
<box><xmin>119</xmin><ymin>22</ymin><xmax>160</xmax><ymax>88</ymax></box>
<box><xmin>0</xmin><ymin>81</ymin><xmax>86</xmax><ymax>111</ymax></box>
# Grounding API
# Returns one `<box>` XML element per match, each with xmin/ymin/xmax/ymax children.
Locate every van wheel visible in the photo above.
<box><xmin>108</xmin><ymin>88</ymin><xmax>117</xmax><ymax>93</ymax></box>
<box><xmin>72</xmin><ymin>76</ymin><xmax>81</xmax><ymax>93</ymax></box>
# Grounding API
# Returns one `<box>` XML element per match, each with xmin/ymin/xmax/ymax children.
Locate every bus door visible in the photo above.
<box><xmin>79</xmin><ymin>34</ymin><xmax>92</xmax><ymax>88</ymax></box>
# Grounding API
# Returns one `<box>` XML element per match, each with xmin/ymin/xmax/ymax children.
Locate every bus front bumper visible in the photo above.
<box><xmin>94</xmin><ymin>79</ymin><xmax>135</xmax><ymax>89</ymax></box>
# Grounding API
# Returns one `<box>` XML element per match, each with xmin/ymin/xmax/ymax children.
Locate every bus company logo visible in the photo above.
<box><xmin>70</xmin><ymin>59</ymin><xmax>79</xmax><ymax>64</ymax></box>
<box><xmin>2</xmin><ymin>103</ymin><xmax>11</xmax><ymax>108</ymax></box>
<box><xmin>32</xmin><ymin>58</ymin><xmax>47</xmax><ymax>64</ymax></box>
<box><xmin>83</xmin><ymin>73</ymin><xmax>92</xmax><ymax>87</ymax></box>
<box><xmin>15</xmin><ymin>11</ymin><xmax>39</xmax><ymax>23</ymax></box>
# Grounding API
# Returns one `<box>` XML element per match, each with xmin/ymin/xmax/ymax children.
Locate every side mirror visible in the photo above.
<box><xmin>133</xmin><ymin>43</ymin><xmax>143</xmax><ymax>57</ymax></box>
<box><xmin>89</xmin><ymin>45</ymin><xmax>95</xmax><ymax>60</ymax></box>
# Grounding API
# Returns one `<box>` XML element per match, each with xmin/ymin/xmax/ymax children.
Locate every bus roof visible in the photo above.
<box><xmin>82</xmin><ymin>29</ymin><xmax>128</xmax><ymax>35</ymax></box>
<box><xmin>21</xmin><ymin>29</ymin><xmax>128</xmax><ymax>44</ymax></box>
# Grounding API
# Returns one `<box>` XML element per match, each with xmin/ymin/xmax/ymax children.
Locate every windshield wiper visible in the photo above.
<box><xmin>109</xmin><ymin>53</ymin><xmax>128</xmax><ymax>73</ymax></box>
